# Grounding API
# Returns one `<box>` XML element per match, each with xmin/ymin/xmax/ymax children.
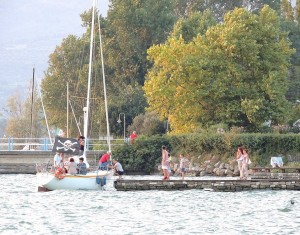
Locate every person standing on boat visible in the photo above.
<box><xmin>78</xmin><ymin>135</ymin><xmax>85</xmax><ymax>156</ymax></box>
<box><xmin>161</xmin><ymin>145</ymin><xmax>170</xmax><ymax>180</ymax></box>
<box><xmin>99</xmin><ymin>151</ymin><xmax>111</xmax><ymax>170</ymax></box>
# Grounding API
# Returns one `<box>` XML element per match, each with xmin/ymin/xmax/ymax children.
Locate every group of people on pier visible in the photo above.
<box><xmin>161</xmin><ymin>145</ymin><xmax>190</xmax><ymax>180</ymax></box>
<box><xmin>161</xmin><ymin>145</ymin><xmax>252</xmax><ymax>181</ymax></box>
<box><xmin>236</xmin><ymin>147</ymin><xmax>251</xmax><ymax>179</ymax></box>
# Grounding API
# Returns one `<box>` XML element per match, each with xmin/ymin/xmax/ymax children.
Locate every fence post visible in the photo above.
<box><xmin>43</xmin><ymin>138</ymin><xmax>47</xmax><ymax>151</ymax></box>
<box><xmin>8</xmin><ymin>138</ymin><xmax>12</xmax><ymax>151</ymax></box>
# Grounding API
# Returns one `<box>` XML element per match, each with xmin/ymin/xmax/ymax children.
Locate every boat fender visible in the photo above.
<box><xmin>96</xmin><ymin>176</ymin><xmax>107</xmax><ymax>186</ymax></box>
<box><xmin>96</xmin><ymin>176</ymin><xmax>101</xmax><ymax>185</ymax></box>
<box><xmin>55</xmin><ymin>167</ymin><xmax>66</xmax><ymax>180</ymax></box>
<box><xmin>101</xmin><ymin>176</ymin><xmax>106</xmax><ymax>186</ymax></box>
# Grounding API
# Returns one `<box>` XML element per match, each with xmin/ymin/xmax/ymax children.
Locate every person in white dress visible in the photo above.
<box><xmin>236</xmin><ymin>147</ymin><xmax>244</xmax><ymax>179</ymax></box>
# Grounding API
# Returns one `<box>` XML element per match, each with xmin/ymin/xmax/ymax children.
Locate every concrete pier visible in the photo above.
<box><xmin>113</xmin><ymin>179</ymin><xmax>300</xmax><ymax>191</ymax></box>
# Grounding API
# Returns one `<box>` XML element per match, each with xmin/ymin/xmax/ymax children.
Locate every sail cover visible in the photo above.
<box><xmin>52</xmin><ymin>137</ymin><xmax>80</xmax><ymax>154</ymax></box>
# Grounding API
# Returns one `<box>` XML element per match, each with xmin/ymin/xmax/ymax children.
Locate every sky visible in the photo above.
<box><xmin>0</xmin><ymin>0</ymin><xmax>109</xmax><ymax>113</ymax></box>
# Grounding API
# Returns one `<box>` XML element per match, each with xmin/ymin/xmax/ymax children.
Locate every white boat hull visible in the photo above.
<box><xmin>37</xmin><ymin>171</ymin><xmax>113</xmax><ymax>190</ymax></box>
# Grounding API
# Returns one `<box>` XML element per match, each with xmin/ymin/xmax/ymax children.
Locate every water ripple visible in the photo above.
<box><xmin>0</xmin><ymin>174</ymin><xmax>300</xmax><ymax>234</ymax></box>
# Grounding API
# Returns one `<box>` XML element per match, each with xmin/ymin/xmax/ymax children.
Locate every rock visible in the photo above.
<box><xmin>225</xmin><ymin>169</ymin><xmax>233</xmax><ymax>176</ymax></box>
<box><xmin>215</xmin><ymin>168</ymin><xmax>226</xmax><ymax>176</ymax></box>
<box><xmin>219</xmin><ymin>162</ymin><xmax>225</xmax><ymax>169</ymax></box>
<box><xmin>214</xmin><ymin>161</ymin><xmax>221</xmax><ymax>168</ymax></box>
<box><xmin>206</xmin><ymin>165</ymin><xmax>213</xmax><ymax>174</ymax></box>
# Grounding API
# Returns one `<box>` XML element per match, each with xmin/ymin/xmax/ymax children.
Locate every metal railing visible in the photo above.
<box><xmin>0</xmin><ymin>137</ymin><xmax>129</xmax><ymax>151</ymax></box>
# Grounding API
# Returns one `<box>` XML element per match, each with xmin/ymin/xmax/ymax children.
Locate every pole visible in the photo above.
<box><xmin>123</xmin><ymin>114</ymin><xmax>126</xmax><ymax>142</ymax></box>
<box><xmin>67</xmin><ymin>82</ymin><xmax>69</xmax><ymax>137</ymax></box>
<box><xmin>30</xmin><ymin>67</ymin><xmax>35</xmax><ymax>140</ymax></box>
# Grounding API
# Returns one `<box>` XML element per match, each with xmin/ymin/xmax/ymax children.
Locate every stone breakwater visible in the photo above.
<box><xmin>114</xmin><ymin>179</ymin><xmax>300</xmax><ymax>191</ymax></box>
<box><xmin>163</xmin><ymin>158</ymin><xmax>244</xmax><ymax>177</ymax></box>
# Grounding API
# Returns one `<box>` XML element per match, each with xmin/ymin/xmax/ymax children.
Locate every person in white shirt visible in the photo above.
<box><xmin>53</xmin><ymin>152</ymin><xmax>62</xmax><ymax>169</ymax></box>
<box><xmin>179</xmin><ymin>154</ymin><xmax>188</xmax><ymax>180</ymax></box>
<box><xmin>112</xmin><ymin>159</ymin><xmax>124</xmax><ymax>179</ymax></box>
<box><xmin>236</xmin><ymin>147</ymin><xmax>244</xmax><ymax>179</ymax></box>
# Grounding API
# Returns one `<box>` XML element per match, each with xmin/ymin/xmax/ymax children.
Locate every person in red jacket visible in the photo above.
<box><xmin>98</xmin><ymin>151</ymin><xmax>111</xmax><ymax>170</ymax></box>
<box><xmin>130</xmin><ymin>131</ymin><xmax>137</xmax><ymax>144</ymax></box>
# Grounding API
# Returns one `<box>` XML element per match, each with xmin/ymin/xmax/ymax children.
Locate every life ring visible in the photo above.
<box><xmin>55</xmin><ymin>167</ymin><xmax>66</xmax><ymax>180</ymax></box>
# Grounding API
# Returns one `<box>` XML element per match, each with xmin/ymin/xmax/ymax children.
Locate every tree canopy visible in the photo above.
<box><xmin>144</xmin><ymin>6</ymin><xmax>294</xmax><ymax>133</ymax></box>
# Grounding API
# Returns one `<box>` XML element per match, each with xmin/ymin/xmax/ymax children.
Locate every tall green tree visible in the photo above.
<box><xmin>102</xmin><ymin>0</ymin><xmax>177</xmax><ymax>135</ymax></box>
<box><xmin>42</xmin><ymin>9</ymin><xmax>108</xmax><ymax>138</ymax></box>
<box><xmin>145</xmin><ymin>6</ymin><xmax>294</xmax><ymax>133</ymax></box>
<box><xmin>106</xmin><ymin>0</ymin><xmax>176</xmax><ymax>86</ymax></box>
<box><xmin>279</xmin><ymin>0</ymin><xmax>300</xmax><ymax>124</ymax></box>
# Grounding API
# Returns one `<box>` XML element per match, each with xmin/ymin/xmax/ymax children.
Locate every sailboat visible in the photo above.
<box><xmin>36</xmin><ymin>0</ymin><xmax>113</xmax><ymax>191</ymax></box>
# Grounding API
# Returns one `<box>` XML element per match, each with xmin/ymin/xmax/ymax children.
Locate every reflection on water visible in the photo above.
<box><xmin>0</xmin><ymin>174</ymin><xmax>300</xmax><ymax>234</ymax></box>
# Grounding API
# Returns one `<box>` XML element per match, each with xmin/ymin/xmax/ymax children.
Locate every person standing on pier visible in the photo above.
<box><xmin>161</xmin><ymin>145</ymin><xmax>170</xmax><ymax>180</ymax></box>
<box><xmin>236</xmin><ymin>147</ymin><xmax>244</xmax><ymax>179</ymax></box>
<box><xmin>241</xmin><ymin>149</ymin><xmax>250</xmax><ymax>179</ymax></box>
<box><xmin>179</xmin><ymin>154</ymin><xmax>188</xmax><ymax>180</ymax></box>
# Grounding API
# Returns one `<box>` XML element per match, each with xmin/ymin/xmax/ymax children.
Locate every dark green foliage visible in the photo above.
<box><xmin>127</xmin><ymin>111</ymin><xmax>166</xmax><ymax>136</ymax></box>
<box><xmin>113</xmin><ymin>136</ymin><xmax>169</xmax><ymax>173</ymax></box>
<box><xmin>113</xmin><ymin>133</ymin><xmax>300</xmax><ymax>173</ymax></box>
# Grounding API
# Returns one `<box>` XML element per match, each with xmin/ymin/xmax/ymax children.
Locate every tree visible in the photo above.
<box><xmin>42</xmin><ymin>10</ymin><xmax>110</xmax><ymax>138</ymax></box>
<box><xmin>5</xmin><ymin>84</ymin><xmax>45</xmax><ymax>139</ymax></box>
<box><xmin>171</xmin><ymin>10</ymin><xmax>217</xmax><ymax>43</ymax></box>
<box><xmin>281</xmin><ymin>0</ymin><xmax>294</xmax><ymax>21</ymax></box>
<box><xmin>128</xmin><ymin>111</ymin><xmax>166</xmax><ymax>136</ymax></box>
<box><xmin>173</xmin><ymin>0</ymin><xmax>242</xmax><ymax>22</ymax></box>
<box><xmin>145</xmin><ymin>6</ymin><xmax>294</xmax><ymax>133</ymax></box>
<box><xmin>42</xmin><ymin>2</ymin><xmax>177</xmax><ymax>137</ymax></box>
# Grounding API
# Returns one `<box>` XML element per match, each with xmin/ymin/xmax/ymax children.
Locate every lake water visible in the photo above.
<box><xmin>0</xmin><ymin>174</ymin><xmax>300</xmax><ymax>234</ymax></box>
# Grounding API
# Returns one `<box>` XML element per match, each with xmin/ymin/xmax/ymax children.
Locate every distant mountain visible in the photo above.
<box><xmin>0</xmin><ymin>0</ymin><xmax>109</xmax><ymax>117</ymax></box>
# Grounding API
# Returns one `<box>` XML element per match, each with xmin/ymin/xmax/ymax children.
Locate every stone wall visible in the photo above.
<box><xmin>114</xmin><ymin>179</ymin><xmax>300</xmax><ymax>191</ymax></box>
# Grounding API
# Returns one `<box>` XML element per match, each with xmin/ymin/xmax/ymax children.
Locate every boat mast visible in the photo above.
<box><xmin>97</xmin><ymin>7</ymin><xmax>111</xmax><ymax>155</ymax></box>
<box><xmin>83</xmin><ymin>0</ymin><xmax>96</xmax><ymax>153</ymax></box>
<box><xmin>30</xmin><ymin>67</ymin><xmax>35</xmax><ymax>140</ymax></box>
<box><xmin>67</xmin><ymin>82</ymin><xmax>69</xmax><ymax>137</ymax></box>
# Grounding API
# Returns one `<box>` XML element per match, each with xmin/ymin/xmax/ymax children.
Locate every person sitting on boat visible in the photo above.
<box><xmin>111</xmin><ymin>159</ymin><xmax>124</xmax><ymax>179</ymax></box>
<box><xmin>53</xmin><ymin>152</ymin><xmax>63</xmax><ymax>169</ymax></box>
<box><xmin>98</xmin><ymin>151</ymin><xmax>111</xmax><ymax>170</ymax></box>
<box><xmin>77</xmin><ymin>157</ymin><xmax>87</xmax><ymax>175</ymax></box>
<box><xmin>68</xmin><ymin>157</ymin><xmax>77</xmax><ymax>175</ymax></box>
